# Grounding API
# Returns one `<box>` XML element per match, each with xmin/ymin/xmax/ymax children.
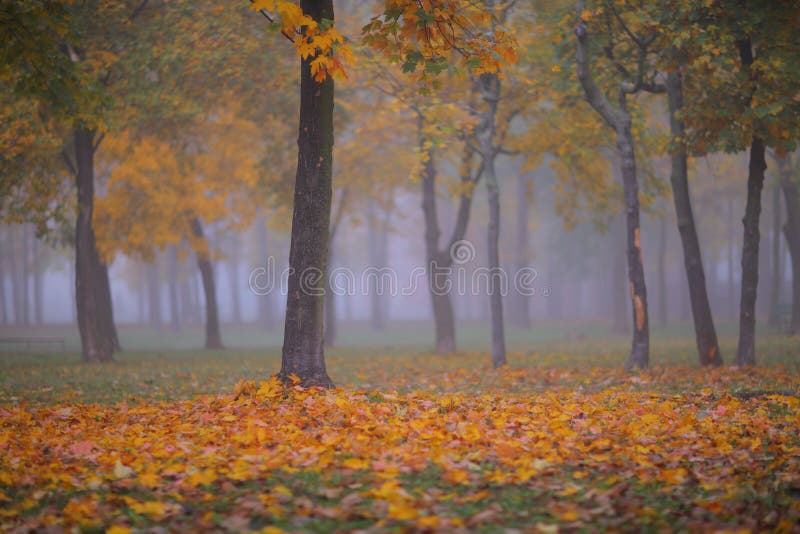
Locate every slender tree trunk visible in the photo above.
<box><xmin>256</xmin><ymin>213</ymin><xmax>274</xmax><ymax>329</ymax></box>
<box><xmin>657</xmin><ymin>215</ymin><xmax>668</xmax><ymax>326</ymax></box>
<box><xmin>167</xmin><ymin>245</ymin><xmax>180</xmax><ymax>331</ymax></box>
<box><xmin>476</xmin><ymin>69</ymin><xmax>506</xmax><ymax>368</ymax></box>
<box><xmin>279</xmin><ymin>0</ymin><xmax>335</xmax><ymax>388</ymax></box>
<box><xmin>229</xmin><ymin>233</ymin><xmax>242</xmax><ymax>324</ymax></box>
<box><xmin>74</xmin><ymin>128</ymin><xmax>113</xmax><ymax>362</ymax></box>
<box><xmin>513</xmin><ymin>172</ymin><xmax>531</xmax><ymax>328</ymax></box>
<box><xmin>666</xmin><ymin>70</ymin><xmax>722</xmax><ymax>365</ymax></box>
<box><xmin>778</xmin><ymin>154</ymin><xmax>800</xmax><ymax>334</ymax></box>
<box><xmin>421</xmin><ymin>144</ymin><xmax>456</xmax><ymax>354</ymax></box>
<box><xmin>736</xmin><ymin>139</ymin><xmax>767</xmax><ymax>365</ymax></box>
<box><xmin>191</xmin><ymin>217</ymin><xmax>223</xmax><ymax>349</ymax></box>
<box><xmin>616</xmin><ymin>95</ymin><xmax>650</xmax><ymax>369</ymax></box>
<box><xmin>768</xmin><ymin>184</ymin><xmax>782</xmax><ymax>325</ymax></box>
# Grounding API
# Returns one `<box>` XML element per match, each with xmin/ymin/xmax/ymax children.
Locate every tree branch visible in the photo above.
<box><xmin>61</xmin><ymin>149</ymin><xmax>76</xmax><ymax>176</ymax></box>
<box><xmin>575</xmin><ymin>14</ymin><xmax>619</xmax><ymax>127</ymax></box>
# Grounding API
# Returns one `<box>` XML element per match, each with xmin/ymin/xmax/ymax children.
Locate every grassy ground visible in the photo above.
<box><xmin>0</xmin><ymin>323</ymin><xmax>798</xmax><ymax>532</ymax></box>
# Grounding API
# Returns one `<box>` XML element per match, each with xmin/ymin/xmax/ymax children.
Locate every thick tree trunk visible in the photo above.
<box><xmin>74</xmin><ymin>128</ymin><xmax>113</xmax><ymax>362</ymax></box>
<box><xmin>279</xmin><ymin>0</ymin><xmax>335</xmax><ymax>388</ymax></box>
<box><xmin>657</xmin><ymin>215</ymin><xmax>667</xmax><ymax>326</ymax></box>
<box><xmin>191</xmin><ymin>217</ymin><xmax>223</xmax><ymax>350</ymax></box>
<box><xmin>512</xmin><ymin>172</ymin><xmax>531</xmax><ymax>328</ymax></box>
<box><xmin>616</xmin><ymin>97</ymin><xmax>650</xmax><ymax>369</ymax></box>
<box><xmin>167</xmin><ymin>245</ymin><xmax>180</xmax><ymax>331</ymax></box>
<box><xmin>97</xmin><ymin>261</ymin><xmax>121</xmax><ymax>351</ymax></box>
<box><xmin>736</xmin><ymin>138</ymin><xmax>766</xmax><ymax>365</ymax></box>
<box><xmin>778</xmin><ymin>154</ymin><xmax>800</xmax><ymax>334</ymax></box>
<box><xmin>666</xmin><ymin>71</ymin><xmax>722</xmax><ymax>365</ymax></box>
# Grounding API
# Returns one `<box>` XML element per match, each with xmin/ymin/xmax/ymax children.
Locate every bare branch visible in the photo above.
<box><xmin>575</xmin><ymin>13</ymin><xmax>619</xmax><ymax>127</ymax></box>
<box><xmin>61</xmin><ymin>149</ymin><xmax>76</xmax><ymax>176</ymax></box>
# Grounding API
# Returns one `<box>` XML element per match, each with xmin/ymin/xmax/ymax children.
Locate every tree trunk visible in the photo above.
<box><xmin>167</xmin><ymin>245</ymin><xmax>180</xmax><ymax>331</ymax></box>
<box><xmin>476</xmin><ymin>69</ymin><xmax>506</xmax><ymax>368</ymax></box>
<box><xmin>512</xmin><ymin>171</ymin><xmax>531</xmax><ymax>328</ymax></box>
<box><xmin>21</xmin><ymin>225</ymin><xmax>30</xmax><ymax>326</ymax></box>
<box><xmin>74</xmin><ymin>128</ymin><xmax>114</xmax><ymax>362</ymax></box>
<box><xmin>657</xmin><ymin>215</ymin><xmax>667</xmax><ymax>326</ymax></box>
<box><xmin>768</xmin><ymin>184</ymin><xmax>782</xmax><ymax>325</ymax></box>
<box><xmin>666</xmin><ymin>70</ymin><xmax>722</xmax><ymax>365</ymax></box>
<box><xmin>736</xmin><ymin>138</ymin><xmax>767</xmax><ymax>365</ymax></box>
<box><xmin>279</xmin><ymin>0</ymin><xmax>335</xmax><ymax>388</ymax></box>
<box><xmin>421</xmin><ymin>142</ymin><xmax>457</xmax><ymax>354</ymax></box>
<box><xmin>97</xmin><ymin>261</ymin><xmax>121</xmax><ymax>351</ymax></box>
<box><xmin>191</xmin><ymin>217</ymin><xmax>223</xmax><ymax>349</ymax></box>
<box><xmin>616</xmin><ymin>96</ymin><xmax>650</xmax><ymax>369</ymax></box>
<box><xmin>778</xmin><ymin>154</ymin><xmax>800</xmax><ymax>334</ymax></box>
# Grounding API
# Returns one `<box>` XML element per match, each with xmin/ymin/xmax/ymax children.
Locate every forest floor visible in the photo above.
<box><xmin>1</xmin><ymin>328</ymin><xmax>799</xmax><ymax>532</ymax></box>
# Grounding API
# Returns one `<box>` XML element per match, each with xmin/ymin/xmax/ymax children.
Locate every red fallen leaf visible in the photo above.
<box><xmin>467</xmin><ymin>504</ymin><xmax>502</xmax><ymax>527</ymax></box>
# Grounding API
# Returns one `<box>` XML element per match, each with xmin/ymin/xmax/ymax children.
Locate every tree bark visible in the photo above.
<box><xmin>279</xmin><ymin>0</ymin><xmax>335</xmax><ymax>388</ymax></box>
<box><xmin>616</xmin><ymin>94</ymin><xmax>650</xmax><ymax>369</ymax></box>
<box><xmin>778</xmin><ymin>154</ymin><xmax>800</xmax><ymax>334</ymax></box>
<box><xmin>9</xmin><ymin>226</ymin><xmax>21</xmax><ymax>324</ymax></box>
<box><xmin>97</xmin><ymin>261</ymin><xmax>121</xmax><ymax>351</ymax></box>
<box><xmin>74</xmin><ymin>128</ymin><xmax>114</xmax><ymax>362</ymax></box>
<box><xmin>666</xmin><ymin>70</ymin><xmax>722</xmax><ymax>365</ymax></box>
<box><xmin>167</xmin><ymin>245</ymin><xmax>180</xmax><ymax>331</ymax></box>
<box><xmin>191</xmin><ymin>217</ymin><xmax>223</xmax><ymax>350</ymax></box>
<box><xmin>0</xmin><ymin>229</ymin><xmax>6</xmax><ymax>325</ymax></box>
<box><xmin>735</xmin><ymin>38</ymin><xmax>765</xmax><ymax>366</ymax></box>
<box><xmin>476</xmin><ymin>70</ymin><xmax>506</xmax><ymax>368</ymax></box>
<box><xmin>512</xmin><ymin>171</ymin><xmax>531</xmax><ymax>328</ymax></box>
<box><xmin>576</xmin><ymin>19</ymin><xmax>648</xmax><ymax>368</ymax></box>
<box><xmin>21</xmin><ymin>224</ymin><xmax>30</xmax><ymax>326</ymax></box>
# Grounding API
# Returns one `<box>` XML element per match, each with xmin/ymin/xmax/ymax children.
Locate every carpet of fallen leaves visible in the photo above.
<box><xmin>2</xmin><ymin>352</ymin><xmax>800</xmax><ymax>532</ymax></box>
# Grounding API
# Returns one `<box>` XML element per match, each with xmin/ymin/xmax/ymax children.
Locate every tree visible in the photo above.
<box><xmin>574</xmin><ymin>4</ymin><xmax>651</xmax><ymax>368</ymax></box>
